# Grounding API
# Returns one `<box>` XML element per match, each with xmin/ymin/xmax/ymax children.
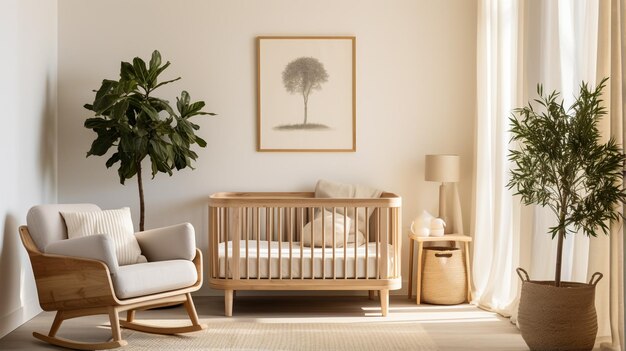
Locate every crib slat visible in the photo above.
<box><xmin>256</xmin><ymin>207</ymin><xmax>260</xmax><ymax>280</ymax></box>
<box><xmin>288</xmin><ymin>208</ymin><xmax>293</xmax><ymax>279</ymax></box>
<box><xmin>381</xmin><ymin>208</ymin><xmax>389</xmax><ymax>279</ymax></box>
<box><xmin>299</xmin><ymin>208</ymin><xmax>304</xmax><ymax>280</ymax></box>
<box><xmin>332</xmin><ymin>208</ymin><xmax>336</xmax><ymax>280</ymax></box>
<box><xmin>245</xmin><ymin>207</ymin><xmax>249</xmax><ymax>279</ymax></box>
<box><xmin>225</xmin><ymin>208</ymin><xmax>229</xmax><ymax>279</ymax></box>
<box><xmin>395</xmin><ymin>207</ymin><xmax>401</xmax><ymax>278</ymax></box>
<box><xmin>321</xmin><ymin>206</ymin><xmax>325</xmax><ymax>279</ymax></box>
<box><xmin>232</xmin><ymin>208</ymin><xmax>241</xmax><ymax>280</ymax></box>
<box><xmin>209</xmin><ymin>206</ymin><xmax>216</xmax><ymax>279</ymax></box>
<box><xmin>354</xmin><ymin>206</ymin><xmax>358</xmax><ymax>279</ymax></box>
<box><xmin>376</xmin><ymin>209</ymin><xmax>380</xmax><ymax>279</ymax></box>
<box><xmin>220</xmin><ymin>208</ymin><xmax>224</xmax><ymax>279</ymax></box>
<box><xmin>310</xmin><ymin>207</ymin><xmax>314</xmax><ymax>279</ymax></box>
<box><xmin>343</xmin><ymin>206</ymin><xmax>347</xmax><ymax>279</ymax></box>
<box><xmin>365</xmin><ymin>207</ymin><xmax>369</xmax><ymax>279</ymax></box>
<box><xmin>278</xmin><ymin>208</ymin><xmax>283</xmax><ymax>279</ymax></box>
<box><xmin>267</xmin><ymin>208</ymin><xmax>271</xmax><ymax>280</ymax></box>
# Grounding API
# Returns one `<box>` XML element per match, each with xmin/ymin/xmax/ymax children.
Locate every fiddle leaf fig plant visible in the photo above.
<box><xmin>84</xmin><ymin>50</ymin><xmax>215</xmax><ymax>231</ymax></box>
<box><xmin>507</xmin><ymin>77</ymin><xmax>625</xmax><ymax>287</ymax></box>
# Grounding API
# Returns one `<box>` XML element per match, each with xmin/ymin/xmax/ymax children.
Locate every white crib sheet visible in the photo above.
<box><xmin>217</xmin><ymin>241</ymin><xmax>395</xmax><ymax>279</ymax></box>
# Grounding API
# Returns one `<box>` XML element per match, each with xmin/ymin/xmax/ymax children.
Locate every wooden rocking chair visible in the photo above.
<box><xmin>19</xmin><ymin>204</ymin><xmax>207</xmax><ymax>350</ymax></box>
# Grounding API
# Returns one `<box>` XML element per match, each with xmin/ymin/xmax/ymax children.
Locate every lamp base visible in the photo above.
<box><xmin>438</xmin><ymin>182</ymin><xmax>463</xmax><ymax>234</ymax></box>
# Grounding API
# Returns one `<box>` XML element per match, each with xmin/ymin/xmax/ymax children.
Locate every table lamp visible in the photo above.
<box><xmin>425</xmin><ymin>154</ymin><xmax>461</xmax><ymax>233</ymax></box>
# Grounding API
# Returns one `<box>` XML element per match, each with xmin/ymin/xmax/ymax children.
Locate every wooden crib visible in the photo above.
<box><xmin>208</xmin><ymin>192</ymin><xmax>402</xmax><ymax>316</ymax></box>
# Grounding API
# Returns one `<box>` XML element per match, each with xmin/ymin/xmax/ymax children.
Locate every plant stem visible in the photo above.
<box><xmin>137</xmin><ymin>161</ymin><xmax>145</xmax><ymax>231</ymax></box>
<box><xmin>555</xmin><ymin>227</ymin><xmax>564</xmax><ymax>287</ymax></box>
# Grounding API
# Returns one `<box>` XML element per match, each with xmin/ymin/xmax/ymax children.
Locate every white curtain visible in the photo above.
<box><xmin>473</xmin><ymin>0</ymin><xmax>526</xmax><ymax>316</ymax></box>
<box><xmin>474</xmin><ymin>0</ymin><xmax>624</xmax><ymax>349</ymax></box>
<box><xmin>596</xmin><ymin>1</ymin><xmax>625</xmax><ymax>349</ymax></box>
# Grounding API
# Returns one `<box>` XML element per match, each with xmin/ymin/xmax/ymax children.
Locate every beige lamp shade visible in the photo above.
<box><xmin>425</xmin><ymin>154</ymin><xmax>460</xmax><ymax>183</ymax></box>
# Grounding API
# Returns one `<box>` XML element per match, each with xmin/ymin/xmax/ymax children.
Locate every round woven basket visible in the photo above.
<box><xmin>517</xmin><ymin>268</ymin><xmax>602</xmax><ymax>351</ymax></box>
<box><xmin>421</xmin><ymin>246</ymin><xmax>466</xmax><ymax>304</ymax></box>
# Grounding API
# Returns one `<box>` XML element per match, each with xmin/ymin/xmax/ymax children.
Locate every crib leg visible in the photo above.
<box><xmin>225</xmin><ymin>290</ymin><xmax>234</xmax><ymax>317</ymax></box>
<box><xmin>368</xmin><ymin>290</ymin><xmax>377</xmax><ymax>300</ymax></box>
<box><xmin>379</xmin><ymin>289</ymin><xmax>389</xmax><ymax>316</ymax></box>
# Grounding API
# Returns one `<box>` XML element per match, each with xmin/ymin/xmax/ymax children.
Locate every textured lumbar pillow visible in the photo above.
<box><xmin>61</xmin><ymin>207</ymin><xmax>146</xmax><ymax>265</ymax></box>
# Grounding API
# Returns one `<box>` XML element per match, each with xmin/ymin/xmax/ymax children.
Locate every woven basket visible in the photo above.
<box><xmin>421</xmin><ymin>246</ymin><xmax>466</xmax><ymax>304</ymax></box>
<box><xmin>516</xmin><ymin>268</ymin><xmax>602</xmax><ymax>351</ymax></box>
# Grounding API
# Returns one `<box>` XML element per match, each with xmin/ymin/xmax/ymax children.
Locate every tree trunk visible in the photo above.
<box><xmin>554</xmin><ymin>192</ymin><xmax>567</xmax><ymax>288</ymax></box>
<box><xmin>555</xmin><ymin>227</ymin><xmax>564</xmax><ymax>287</ymax></box>
<box><xmin>303</xmin><ymin>100</ymin><xmax>308</xmax><ymax>125</ymax></box>
<box><xmin>137</xmin><ymin>161</ymin><xmax>145</xmax><ymax>231</ymax></box>
<box><xmin>302</xmin><ymin>90</ymin><xmax>309</xmax><ymax>125</ymax></box>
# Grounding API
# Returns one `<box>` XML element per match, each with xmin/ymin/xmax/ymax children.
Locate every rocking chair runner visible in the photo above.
<box><xmin>19</xmin><ymin>204</ymin><xmax>207</xmax><ymax>350</ymax></box>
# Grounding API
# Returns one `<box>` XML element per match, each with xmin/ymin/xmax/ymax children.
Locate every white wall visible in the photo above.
<box><xmin>58</xmin><ymin>0</ymin><xmax>477</xmax><ymax>295</ymax></box>
<box><xmin>0</xmin><ymin>0</ymin><xmax>58</xmax><ymax>337</ymax></box>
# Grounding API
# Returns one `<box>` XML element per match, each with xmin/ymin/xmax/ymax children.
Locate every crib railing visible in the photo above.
<box><xmin>208</xmin><ymin>192</ymin><xmax>402</xmax><ymax>283</ymax></box>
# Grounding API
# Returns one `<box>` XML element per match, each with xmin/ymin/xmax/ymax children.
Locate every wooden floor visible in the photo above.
<box><xmin>0</xmin><ymin>294</ymin><xmax>563</xmax><ymax>350</ymax></box>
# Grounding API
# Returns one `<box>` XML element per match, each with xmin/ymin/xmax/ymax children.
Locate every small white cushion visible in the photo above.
<box><xmin>301</xmin><ymin>210</ymin><xmax>365</xmax><ymax>248</ymax></box>
<box><xmin>61</xmin><ymin>207</ymin><xmax>146</xmax><ymax>265</ymax></box>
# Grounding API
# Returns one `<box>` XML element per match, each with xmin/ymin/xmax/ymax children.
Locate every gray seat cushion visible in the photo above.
<box><xmin>112</xmin><ymin>259</ymin><xmax>197</xmax><ymax>299</ymax></box>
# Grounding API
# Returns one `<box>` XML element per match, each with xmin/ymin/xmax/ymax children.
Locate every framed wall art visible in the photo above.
<box><xmin>257</xmin><ymin>36</ymin><xmax>356</xmax><ymax>152</ymax></box>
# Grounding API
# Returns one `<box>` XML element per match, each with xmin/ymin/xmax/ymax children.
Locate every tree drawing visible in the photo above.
<box><xmin>282</xmin><ymin>57</ymin><xmax>329</xmax><ymax>126</ymax></box>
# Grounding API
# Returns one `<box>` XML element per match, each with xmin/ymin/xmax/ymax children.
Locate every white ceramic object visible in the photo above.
<box><xmin>410</xmin><ymin>210</ymin><xmax>435</xmax><ymax>237</ymax></box>
<box><xmin>410</xmin><ymin>221</ymin><xmax>430</xmax><ymax>237</ymax></box>
<box><xmin>429</xmin><ymin>218</ymin><xmax>446</xmax><ymax>237</ymax></box>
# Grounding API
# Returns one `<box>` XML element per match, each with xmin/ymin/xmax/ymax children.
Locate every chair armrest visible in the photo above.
<box><xmin>135</xmin><ymin>223</ymin><xmax>196</xmax><ymax>261</ymax></box>
<box><xmin>45</xmin><ymin>234</ymin><xmax>119</xmax><ymax>274</ymax></box>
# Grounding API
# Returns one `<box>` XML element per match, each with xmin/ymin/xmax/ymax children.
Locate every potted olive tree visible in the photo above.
<box><xmin>507</xmin><ymin>78</ymin><xmax>625</xmax><ymax>351</ymax></box>
<box><xmin>84</xmin><ymin>50</ymin><xmax>215</xmax><ymax>231</ymax></box>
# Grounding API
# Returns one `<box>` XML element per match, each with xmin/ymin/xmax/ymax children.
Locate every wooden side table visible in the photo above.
<box><xmin>407</xmin><ymin>233</ymin><xmax>472</xmax><ymax>304</ymax></box>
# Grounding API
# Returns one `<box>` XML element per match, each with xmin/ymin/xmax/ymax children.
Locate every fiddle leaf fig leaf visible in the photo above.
<box><xmin>86</xmin><ymin>128</ymin><xmax>118</xmax><ymax>156</ymax></box>
<box><xmin>149</xmin><ymin>50</ymin><xmax>161</xmax><ymax>71</ymax></box>
<box><xmin>105</xmin><ymin>152</ymin><xmax>120</xmax><ymax>168</ymax></box>
<box><xmin>120</xmin><ymin>62</ymin><xmax>135</xmax><ymax>81</ymax></box>
<box><xmin>152</xmin><ymin>77</ymin><xmax>181</xmax><ymax>91</ymax></box>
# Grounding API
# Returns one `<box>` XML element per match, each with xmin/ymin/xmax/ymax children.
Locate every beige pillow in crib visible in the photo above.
<box><xmin>314</xmin><ymin>179</ymin><xmax>383</xmax><ymax>236</ymax></box>
<box><xmin>301</xmin><ymin>210</ymin><xmax>365</xmax><ymax>248</ymax></box>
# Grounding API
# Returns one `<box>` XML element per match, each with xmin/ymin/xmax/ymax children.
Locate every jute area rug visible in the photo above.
<box><xmin>116</xmin><ymin>319</ymin><xmax>437</xmax><ymax>350</ymax></box>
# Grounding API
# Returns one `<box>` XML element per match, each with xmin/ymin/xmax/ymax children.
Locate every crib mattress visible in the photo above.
<box><xmin>216</xmin><ymin>241</ymin><xmax>395</xmax><ymax>279</ymax></box>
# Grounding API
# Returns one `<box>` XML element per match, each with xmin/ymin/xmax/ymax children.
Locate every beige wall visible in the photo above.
<box><xmin>57</xmin><ymin>0</ymin><xmax>477</xmax><ymax>295</ymax></box>
<box><xmin>0</xmin><ymin>0</ymin><xmax>58</xmax><ymax>338</ymax></box>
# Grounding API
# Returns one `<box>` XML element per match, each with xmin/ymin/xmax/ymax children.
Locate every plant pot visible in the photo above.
<box><xmin>516</xmin><ymin>268</ymin><xmax>602</xmax><ymax>351</ymax></box>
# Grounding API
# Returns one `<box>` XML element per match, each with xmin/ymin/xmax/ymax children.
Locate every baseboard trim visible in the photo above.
<box><xmin>0</xmin><ymin>298</ymin><xmax>41</xmax><ymax>339</ymax></box>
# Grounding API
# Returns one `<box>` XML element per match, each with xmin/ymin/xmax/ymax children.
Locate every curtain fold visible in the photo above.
<box><xmin>596</xmin><ymin>2</ymin><xmax>624</xmax><ymax>349</ymax></box>
<box><xmin>473</xmin><ymin>0</ymin><xmax>525</xmax><ymax>317</ymax></box>
<box><xmin>474</xmin><ymin>0</ymin><xmax>624</xmax><ymax>349</ymax></box>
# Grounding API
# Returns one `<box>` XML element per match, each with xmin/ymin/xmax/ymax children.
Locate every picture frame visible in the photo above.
<box><xmin>257</xmin><ymin>36</ymin><xmax>356</xmax><ymax>152</ymax></box>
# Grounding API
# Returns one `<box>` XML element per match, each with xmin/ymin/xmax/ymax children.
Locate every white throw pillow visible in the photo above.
<box><xmin>301</xmin><ymin>210</ymin><xmax>365</xmax><ymax>248</ymax></box>
<box><xmin>61</xmin><ymin>207</ymin><xmax>146</xmax><ymax>265</ymax></box>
